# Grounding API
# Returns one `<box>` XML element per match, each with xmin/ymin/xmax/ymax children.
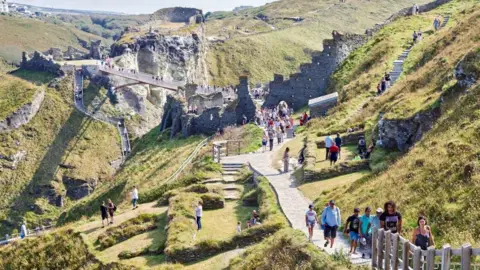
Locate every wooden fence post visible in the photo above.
<box><xmin>426</xmin><ymin>246</ymin><xmax>435</xmax><ymax>270</ymax></box>
<box><xmin>391</xmin><ymin>233</ymin><xmax>399</xmax><ymax>270</ymax></box>
<box><xmin>385</xmin><ymin>230</ymin><xmax>391</xmax><ymax>270</ymax></box>
<box><xmin>226</xmin><ymin>142</ymin><xmax>229</xmax><ymax>156</ymax></box>
<box><xmin>378</xmin><ymin>229</ymin><xmax>385</xmax><ymax>269</ymax></box>
<box><xmin>441</xmin><ymin>244</ymin><xmax>451</xmax><ymax>270</ymax></box>
<box><xmin>461</xmin><ymin>243</ymin><xmax>472</xmax><ymax>270</ymax></box>
<box><xmin>413</xmin><ymin>247</ymin><xmax>422</xmax><ymax>270</ymax></box>
<box><xmin>372</xmin><ymin>228</ymin><xmax>378</xmax><ymax>268</ymax></box>
<box><xmin>402</xmin><ymin>240</ymin><xmax>410</xmax><ymax>270</ymax></box>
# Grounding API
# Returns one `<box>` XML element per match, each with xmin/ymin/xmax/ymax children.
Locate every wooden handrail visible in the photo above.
<box><xmin>372</xmin><ymin>227</ymin><xmax>480</xmax><ymax>270</ymax></box>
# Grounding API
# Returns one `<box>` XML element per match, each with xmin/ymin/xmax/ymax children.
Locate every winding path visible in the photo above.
<box><xmin>73</xmin><ymin>70</ymin><xmax>131</xmax><ymax>163</ymax></box>
<box><xmin>221</xmin><ymin>139</ymin><xmax>369</xmax><ymax>264</ymax></box>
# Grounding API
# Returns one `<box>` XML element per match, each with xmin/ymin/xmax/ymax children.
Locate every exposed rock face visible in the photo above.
<box><xmin>378</xmin><ymin>108</ymin><xmax>441</xmax><ymax>152</ymax></box>
<box><xmin>263</xmin><ymin>31</ymin><xmax>368</xmax><ymax>110</ymax></box>
<box><xmin>161</xmin><ymin>76</ymin><xmax>255</xmax><ymax>137</ymax></box>
<box><xmin>21</xmin><ymin>51</ymin><xmax>62</xmax><ymax>75</ymax></box>
<box><xmin>0</xmin><ymin>90</ymin><xmax>45</xmax><ymax>133</ymax></box>
<box><xmin>111</xmin><ymin>28</ymin><xmax>208</xmax><ymax>85</ymax></box>
<box><xmin>188</xmin><ymin>92</ymin><xmax>225</xmax><ymax>114</ymax></box>
<box><xmin>152</xmin><ymin>7</ymin><xmax>204</xmax><ymax>24</ymax></box>
<box><xmin>90</xmin><ymin>40</ymin><xmax>105</xmax><ymax>60</ymax></box>
<box><xmin>454</xmin><ymin>50</ymin><xmax>479</xmax><ymax>89</ymax></box>
<box><xmin>63</xmin><ymin>177</ymin><xmax>97</xmax><ymax>200</ymax></box>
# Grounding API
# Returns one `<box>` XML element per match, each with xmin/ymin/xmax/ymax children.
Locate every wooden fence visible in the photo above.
<box><xmin>212</xmin><ymin>140</ymin><xmax>243</xmax><ymax>163</ymax></box>
<box><xmin>372</xmin><ymin>227</ymin><xmax>480</xmax><ymax>270</ymax></box>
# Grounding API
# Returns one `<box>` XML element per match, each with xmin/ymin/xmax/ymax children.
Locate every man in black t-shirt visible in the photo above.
<box><xmin>100</xmin><ymin>201</ymin><xmax>109</xmax><ymax>228</ymax></box>
<box><xmin>379</xmin><ymin>201</ymin><xmax>402</xmax><ymax>234</ymax></box>
<box><xmin>344</xmin><ymin>208</ymin><xmax>361</xmax><ymax>254</ymax></box>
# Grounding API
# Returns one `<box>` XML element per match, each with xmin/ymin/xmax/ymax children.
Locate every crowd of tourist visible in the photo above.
<box><xmin>307</xmin><ymin>200</ymin><xmax>434</xmax><ymax>259</ymax></box>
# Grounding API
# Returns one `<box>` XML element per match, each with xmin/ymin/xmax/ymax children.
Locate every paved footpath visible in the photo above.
<box><xmin>222</xmin><ymin>139</ymin><xmax>369</xmax><ymax>263</ymax></box>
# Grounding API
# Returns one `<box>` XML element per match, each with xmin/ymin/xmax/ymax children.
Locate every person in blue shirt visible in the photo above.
<box><xmin>359</xmin><ymin>207</ymin><xmax>373</xmax><ymax>258</ymax></box>
<box><xmin>371</xmin><ymin>208</ymin><xmax>383</xmax><ymax>231</ymax></box>
<box><xmin>335</xmin><ymin>133</ymin><xmax>342</xmax><ymax>159</ymax></box>
<box><xmin>321</xmin><ymin>200</ymin><xmax>341</xmax><ymax>248</ymax></box>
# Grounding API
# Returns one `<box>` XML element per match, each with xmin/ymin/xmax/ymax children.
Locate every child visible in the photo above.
<box><xmin>236</xmin><ymin>222</ymin><xmax>242</xmax><ymax>234</ymax></box>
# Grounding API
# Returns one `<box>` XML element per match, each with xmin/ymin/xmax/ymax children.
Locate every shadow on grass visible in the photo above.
<box><xmin>10</xmin><ymin>69</ymin><xmax>56</xmax><ymax>85</ymax></box>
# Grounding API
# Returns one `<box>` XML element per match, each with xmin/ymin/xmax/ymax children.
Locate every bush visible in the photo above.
<box><xmin>97</xmin><ymin>214</ymin><xmax>160</xmax><ymax>249</ymax></box>
<box><xmin>158</xmin><ymin>184</ymin><xmax>211</xmax><ymax>206</ymax></box>
<box><xmin>200</xmin><ymin>193</ymin><xmax>225</xmax><ymax>210</ymax></box>
<box><xmin>229</xmin><ymin>228</ymin><xmax>350</xmax><ymax>270</ymax></box>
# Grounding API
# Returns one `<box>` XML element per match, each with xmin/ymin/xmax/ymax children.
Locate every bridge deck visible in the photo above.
<box><xmin>98</xmin><ymin>65</ymin><xmax>185</xmax><ymax>91</ymax></box>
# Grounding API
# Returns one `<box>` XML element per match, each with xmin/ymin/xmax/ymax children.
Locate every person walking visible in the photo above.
<box><xmin>329</xmin><ymin>142</ymin><xmax>339</xmax><ymax>166</ymax></box>
<box><xmin>381</xmin><ymin>78</ymin><xmax>387</xmax><ymax>93</ymax></box>
<box><xmin>335</xmin><ymin>134</ymin><xmax>342</xmax><ymax>159</ymax></box>
<box><xmin>107</xmin><ymin>199</ymin><xmax>116</xmax><ymax>224</ymax></box>
<box><xmin>371</xmin><ymin>208</ymin><xmax>383</xmax><ymax>231</ymax></box>
<box><xmin>262</xmin><ymin>135</ymin><xmax>268</xmax><ymax>153</ymax></box>
<box><xmin>412</xmin><ymin>216</ymin><xmax>435</xmax><ymax>250</ymax></box>
<box><xmin>195</xmin><ymin>201</ymin><xmax>203</xmax><ymax>231</ymax></box>
<box><xmin>283</xmin><ymin>147</ymin><xmax>290</xmax><ymax>173</ymax></box>
<box><xmin>305</xmin><ymin>204</ymin><xmax>318</xmax><ymax>242</ymax></box>
<box><xmin>276</xmin><ymin>127</ymin><xmax>283</xmax><ymax>144</ymax></box>
<box><xmin>385</xmin><ymin>73</ymin><xmax>391</xmax><ymax>88</ymax></box>
<box><xmin>20</xmin><ymin>222</ymin><xmax>28</xmax><ymax>239</ymax></box>
<box><xmin>321</xmin><ymin>200</ymin><xmax>341</xmax><ymax>248</ymax></box>
<box><xmin>345</xmin><ymin>208</ymin><xmax>361</xmax><ymax>254</ymax></box>
<box><xmin>325</xmin><ymin>135</ymin><xmax>334</xmax><ymax>160</ymax></box>
<box><xmin>380</xmin><ymin>201</ymin><xmax>402</xmax><ymax>234</ymax></box>
<box><xmin>100</xmin><ymin>201</ymin><xmax>109</xmax><ymax>228</ymax></box>
<box><xmin>413</xmin><ymin>31</ymin><xmax>418</xmax><ymax>44</ymax></box>
<box><xmin>131</xmin><ymin>186</ymin><xmax>139</xmax><ymax>210</ymax></box>
<box><xmin>359</xmin><ymin>207</ymin><xmax>373</xmax><ymax>258</ymax></box>
<box><xmin>268</xmin><ymin>128</ymin><xmax>275</xmax><ymax>151</ymax></box>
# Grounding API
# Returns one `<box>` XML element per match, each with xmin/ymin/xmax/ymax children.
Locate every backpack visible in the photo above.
<box><xmin>113</xmin><ymin>205</ymin><xmax>117</xmax><ymax>212</ymax></box>
<box><xmin>359</xmin><ymin>139</ymin><xmax>366</xmax><ymax>147</ymax></box>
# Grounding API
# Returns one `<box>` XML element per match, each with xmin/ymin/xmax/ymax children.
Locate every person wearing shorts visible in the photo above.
<box><xmin>329</xmin><ymin>143</ymin><xmax>339</xmax><ymax>166</ymax></box>
<box><xmin>321</xmin><ymin>200</ymin><xmax>341</xmax><ymax>248</ymax></box>
<box><xmin>305</xmin><ymin>204</ymin><xmax>318</xmax><ymax>242</ymax></box>
<box><xmin>345</xmin><ymin>208</ymin><xmax>361</xmax><ymax>254</ymax></box>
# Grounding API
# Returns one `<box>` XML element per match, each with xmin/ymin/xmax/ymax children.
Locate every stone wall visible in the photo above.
<box><xmin>0</xmin><ymin>90</ymin><xmax>45</xmax><ymax>132</ymax></box>
<box><xmin>161</xmin><ymin>76</ymin><xmax>255</xmax><ymax>137</ymax></box>
<box><xmin>187</xmin><ymin>92</ymin><xmax>224</xmax><ymax>113</ymax></box>
<box><xmin>21</xmin><ymin>51</ymin><xmax>62</xmax><ymax>76</ymax></box>
<box><xmin>263</xmin><ymin>31</ymin><xmax>368</xmax><ymax>110</ymax></box>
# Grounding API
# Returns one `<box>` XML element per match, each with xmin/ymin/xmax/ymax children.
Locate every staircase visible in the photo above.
<box><xmin>389</xmin><ymin>48</ymin><xmax>411</xmax><ymax>85</ymax></box>
<box><xmin>202</xmin><ymin>163</ymin><xmax>245</xmax><ymax>200</ymax></box>
<box><xmin>441</xmin><ymin>14</ymin><xmax>450</xmax><ymax>28</ymax></box>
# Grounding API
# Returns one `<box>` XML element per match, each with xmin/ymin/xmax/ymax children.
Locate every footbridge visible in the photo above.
<box><xmin>98</xmin><ymin>65</ymin><xmax>186</xmax><ymax>91</ymax></box>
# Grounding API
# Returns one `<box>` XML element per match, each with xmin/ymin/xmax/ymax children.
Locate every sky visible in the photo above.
<box><xmin>13</xmin><ymin>0</ymin><xmax>273</xmax><ymax>14</ymax></box>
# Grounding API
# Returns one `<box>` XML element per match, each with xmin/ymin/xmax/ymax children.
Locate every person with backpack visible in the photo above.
<box><xmin>412</xmin><ymin>216</ymin><xmax>435</xmax><ymax>250</ymax></box>
<box><xmin>335</xmin><ymin>134</ymin><xmax>342</xmax><ymax>159</ymax></box>
<box><xmin>344</xmin><ymin>208</ymin><xmax>361</xmax><ymax>254</ymax></box>
<box><xmin>321</xmin><ymin>200</ymin><xmax>341</xmax><ymax>248</ymax></box>
<box><xmin>107</xmin><ymin>199</ymin><xmax>116</xmax><ymax>224</ymax></box>
<box><xmin>100</xmin><ymin>201</ymin><xmax>109</xmax><ymax>228</ymax></box>
<box><xmin>305</xmin><ymin>204</ymin><xmax>318</xmax><ymax>242</ymax></box>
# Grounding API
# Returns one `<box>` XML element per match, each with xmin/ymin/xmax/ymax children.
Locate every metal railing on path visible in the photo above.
<box><xmin>372</xmin><ymin>227</ymin><xmax>480</xmax><ymax>270</ymax></box>
<box><xmin>0</xmin><ymin>225</ymin><xmax>55</xmax><ymax>245</ymax></box>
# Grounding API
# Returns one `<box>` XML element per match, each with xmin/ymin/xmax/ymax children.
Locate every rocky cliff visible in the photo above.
<box><xmin>152</xmin><ymin>7</ymin><xmax>204</xmax><ymax>24</ymax></box>
<box><xmin>0</xmin><ymin>89</ymin><xmax>45</xmax><ymax>132</ymax></box>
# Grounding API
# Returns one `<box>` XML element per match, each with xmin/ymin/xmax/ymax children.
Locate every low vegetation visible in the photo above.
<box><xmin>0</xmin><ymin>74</ymin><xmax>39</xmax><ymax>120</ymax></box>
<box><xmin>229</xmin><ymin>228</ymin><xmax>351</xmax><ymax>270</ymax></box>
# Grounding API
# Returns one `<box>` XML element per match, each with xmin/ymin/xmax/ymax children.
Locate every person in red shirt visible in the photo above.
<box><xmin>329</xmin><ymin>142</ymin><xmax>340</xmax><ymax>166</ymax></box>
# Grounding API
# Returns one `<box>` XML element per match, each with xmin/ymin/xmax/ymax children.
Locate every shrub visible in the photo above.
<box><xmin>97</xmin><ymin>214</ymin><xmax>160</xmax><ymax>249</ymax></box>
<box><xmin>158</xmin><ymin>184</ymin><xmax>211</xmax><ymax>206</ymax></box>
<box><xmin>200</xmin><ymin>193</ymin><xmax>225</xmax><ymax>210</ymax></box>
<box><xmin>229</xmin><ymin>228</ymin><xmax>350</xmax><ymax>270</ymax></box>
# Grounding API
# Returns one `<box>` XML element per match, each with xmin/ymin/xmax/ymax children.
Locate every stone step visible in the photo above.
<box><xmin>202</xmin><ymin>178</ymin><xmax>224</xmax><ymax>184</ymax></box>
<box><xmin>223</xmin><ymin>171</ymin><xmax>240</xmax><ymax>176</ymax></box>
<box><xmin>393</xmin><ymin>60</ymin><xmax>404</xmax><ymax>64</ymax></box>
<box><xmin>223</xmin><ymin>167</ymin><xmax>242</xmax><ymax>172</ymax></box>
<box><xmin>222</xmin><ymin>163</ymin><xmax>244</xmax><ymax>168</ymax></box>
<box><xmin>224</xmin><ymin>190</ymin><xmax>241</xmax><ymax>201</ymax></box>
<box><xmin>223</xmin><ymin>175</ymin><xmax>239</xmax><ymax>183</ymax></box>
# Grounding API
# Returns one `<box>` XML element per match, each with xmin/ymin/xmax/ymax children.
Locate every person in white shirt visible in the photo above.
<box><xmin>20</xmin><ymin>222</ymin><xmax>28</xmax><ymax>239</ymax></box>
<box><xmin>195</xmin><ymin>202</ymin><xmax>203</xmax><ymax>230</ymax></box>
<box><xmin>325</xmin><ymin>135</ymin><xmax>334</xmax><ymax>160</ymax></box>
<box><xmin>131</xmin><ymin>186</ymin><xmax>139</xmax><ymax>210</ymax></box>
<box><xmin>305</xmin><ymin>204</ymin><xmax>318</xmax><ymax>242</ymax></box>
<box><xmin>236</xmin><ymin>222</ymin><xmax>242</xmax><ymax>234</ymax></box>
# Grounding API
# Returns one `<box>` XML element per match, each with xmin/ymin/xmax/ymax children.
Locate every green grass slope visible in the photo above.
<box><xmin>206</xmin><ymin>0</ymin><xmax>436</xmax><ymax>86</ymax></box>
<box><xmin>0</xmin><ymin>74</ymin><xmax>39</xmax><ymax>120</ymax></box>
<box><xmin>305</xmin><ymin>0</ymin><xmax>480</xmax><ymax>246</ymax></box>
<box><xmin>0</xmin><ymin>14</ymin><xmax>106</xmax><ymax>63</ymax></box>
<box><xmin>0</xmin><ymin>73</ymin><xmax>120</xmax><ymax>234</ymax></box>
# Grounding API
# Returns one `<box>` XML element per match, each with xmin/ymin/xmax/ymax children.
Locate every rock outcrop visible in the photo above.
<box><xmin>454</xmin><ymin>50</ymin><xmax>479</xmax><ymax>89</ymax></box>
<box><xmin>89</xmin><ymin>40</ymin><xmax>106</xmax><ymax>60</ymax></box>
<box><xmin>111</xmin><ymin>27</ymin><xmax>208</xmax><ymax>85</ymax></box>
<box><xmin>21</xmin><ymin>51</ymin><xmax>62</xmax><ymax>76</ymax></box>
<box><xmin>152</xmin><ymin>7</ymin><xmax>204</xmax><ymax>24</ymax></box>
<box><xmin>263</xmin><ymin>31</ymin><xmax>368</xmax><ymax>110</ymax></box>
<box><xmin>378</xmin><ymin>108</ymin><xmax>441</xmax><ymax>152</ymax></box>
<box><xmin>0</xmin><ymin>90</ymin><xmax>45</xmax><ymax>133</ymax></box>
<box><xmin>63</xmin><ymin>176</ymin><xmax>97</xmax><ymax>200</ymax></box>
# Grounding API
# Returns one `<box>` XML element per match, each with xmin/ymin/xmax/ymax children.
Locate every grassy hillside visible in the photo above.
<box><xmin>0</xmin><ymin>72</ymin><xmax>120</xmax><ymax>234</ymax></box>
<box><xmin>0</xmin><ymin>74</ymin><xmax>39</xmax><ymax>120</ymax></box>
<box><xmin>303</xmin><ymin>0</ymin><xmax>480</xmax><ymax>246</ymax></box>
<box><xmin>0</xmin><ymin>14</ymin><xmax>106</xmax><ymax>63</ymax></box>
<box><xmin>205</xmin><ymin>0</ymin><xmax>435</xmax><ymax>86</ymax></box>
